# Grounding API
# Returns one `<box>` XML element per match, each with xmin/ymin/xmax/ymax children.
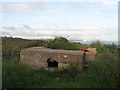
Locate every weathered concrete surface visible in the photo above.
<box><xmin>87</xmin><ymin>48</ymin><xmax>97</xmax><ymax>54</ymax></box>
<box><xmin>85</xmin><ymin>48</ymin><xmax>97</xmax><ymax>61</ymax></box>
<box><xmin>20</xmin><ymin>47</ymin><xmax>85</xmax><ymax>70</ymax></box>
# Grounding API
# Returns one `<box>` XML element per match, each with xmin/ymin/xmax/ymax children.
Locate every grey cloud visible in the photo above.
<box><xmin>55</xmin><ymin>29</ymin><xmax>84</xmax><ymax>31</ymax></box>
<box><xmin>23</xmin><ymin>25</ymin><xmax>32</xmax><ymax>29</ymax></box>
<box><xmin>2</xmin><ymin>31</ymin><xmax>11</xmax><ymax>35</ymax></box>
<box><xmin>26</xmin><ymin>33</ymin><xmax>47</xmax><ymax>36</ymax></box>
<box><xmin>36</xmin><ymin>33</ymin><xmax>52</xmax><ymax>36</ymax></box>
<box><xmin>2</xmin><ymin>26</ymin><xmax>16</xmax><ymax>30</ymax></box>
<box><xmin>36</xmin><ymin>29</ymin><xmax>84</xmax><ymax>31</ymax></box>
<box><xmin>2</xmin><ymin>25</ymin><xmax>33</xmax><ymax>31</ymax></box>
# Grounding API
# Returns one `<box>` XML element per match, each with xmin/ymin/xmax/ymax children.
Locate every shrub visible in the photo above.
<box><xmin>90</xmin><ymin>40</ymin><xmax>118</xmax><ymax>55</ymax></box>
<box><xmin>45</xmin><ymin>37</ymin><xmax>79</xmax><ymax>50</ymax></box>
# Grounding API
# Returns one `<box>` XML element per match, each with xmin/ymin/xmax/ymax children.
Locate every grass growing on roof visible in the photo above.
<box><xmin>44</xmin><ymin>37</ymin><xmax>79</xmax><ymax>50</ymax></box>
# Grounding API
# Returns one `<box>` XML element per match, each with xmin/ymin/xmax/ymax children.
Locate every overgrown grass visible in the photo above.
<box><xmin>90</xmin><ymin>40</ymin><xmax>118</xmax><ymax>54</ymax></box>
<box><xmin>2</xmin><ymin>36</ymin><xmax>119</xmax><ymax>88</ymax></box>
<box><xmin>3</xmin><ymin>55</ymin><xmax>118</xmax><ymax>88</ymax></box>
<box><xmin>3</xmin><ymin>61</ymin><xmax>55</xmax><ymax>88</ymax></box>
<box><xmin>2</xmin><ymin>36</ymin><xmax>46</xmax><ymax>61</ymax></box>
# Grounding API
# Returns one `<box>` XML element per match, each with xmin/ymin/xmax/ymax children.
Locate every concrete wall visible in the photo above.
<box><xmin>20</xmin><ymin>47</ymin><xmax>85</xmax><ymax>70</ymax></box>
<box><xmin>85</xmin><ymin>48</ymin><xmax>97</xmax><ymax>62</ymax></box>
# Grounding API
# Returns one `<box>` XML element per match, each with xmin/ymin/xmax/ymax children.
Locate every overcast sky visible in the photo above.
<box><xmin>0</xmin><ymin>0</ymin><xmax>119</xmax><ymax>41</ymax></box>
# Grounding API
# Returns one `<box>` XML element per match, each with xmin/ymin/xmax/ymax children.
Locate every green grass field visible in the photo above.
<box><xmin>2</xmin><ymin>36</ymin><xmax>119</xmax><ymax>88</ymax></box>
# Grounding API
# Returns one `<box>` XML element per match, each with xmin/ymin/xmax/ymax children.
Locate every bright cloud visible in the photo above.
<box><xmin>1</xmin><ymin>24</ymin><xmax>118</xmax><ymax>41</ymax></box>
<box><xmin>0</xmin><ymin>0</ymin><xmax>118</xmax><ymax>41</ymax></box>
<box><xmin>103</xmin><ymin>0</ymin><xmax>116</xmax><ymax>5</ymax></box>
<box><xmin>0</xmin><ymin>3</ymin><xmax>55</xmax><ymax>13</ymax></box>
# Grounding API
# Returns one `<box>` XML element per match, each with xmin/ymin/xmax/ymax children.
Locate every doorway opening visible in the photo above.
<box><xmin>47</xmin><ymin>58</ymin><xmax>58</xmax><ymax>68</ymax></box>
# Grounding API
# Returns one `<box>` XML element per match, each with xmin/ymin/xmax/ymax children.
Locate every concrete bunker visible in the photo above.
<box><xmin>20</xmin><ymin>46</ymin><xmax>86</xmax><ymax>70</ymax></box>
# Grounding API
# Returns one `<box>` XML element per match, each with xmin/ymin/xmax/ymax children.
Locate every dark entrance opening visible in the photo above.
<box><xmin>47</xmin><ymin>58</ymin><xmax>58</xmax><ymax>67</ymax></box>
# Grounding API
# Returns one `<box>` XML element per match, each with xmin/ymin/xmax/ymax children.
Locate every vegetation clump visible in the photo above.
<box><xmin>2</xmin><ymin>36</ymin><xmax>45</xmax><ymax>61</ymax></box>
<box><xmin>44</xmin><ymin>37</ymin><xmax>79</xmax><ymax>50</ymax></box>
<box><xmin>90</xmin><ymin>40</ymin><xmax>118</xmax><ymax>55</ymax></box>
